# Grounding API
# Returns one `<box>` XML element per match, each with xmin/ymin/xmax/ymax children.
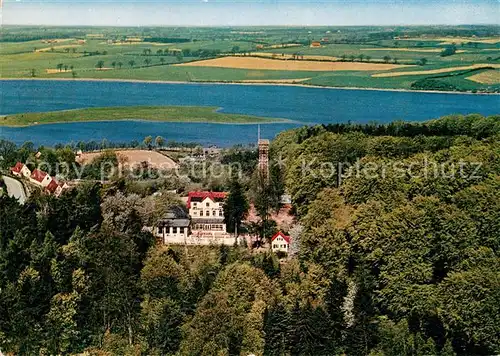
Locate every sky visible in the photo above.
<box><xmin>1</xmin><ymin>0</ymin><xmax>499</xmax><ymax>26</ymax></box>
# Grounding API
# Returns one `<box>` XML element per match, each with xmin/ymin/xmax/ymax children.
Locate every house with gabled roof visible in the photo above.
<box><xmin>271</xmin><ymin>231</ymin><xmax>291</xmax><ymax>253</ymax></box>
<box><xmin>30</xmin><ymin>169</ymin><xmax>52</xmax><ymax>188</ymax></box>
<box><xmin>45</xmin><ymin>178</ymin><xmax>59</xmax><ymax>194</ymax></box>
<box><xmin>11</xmin><ymin>162</ymin><xmax>31</xmax><ymax>179</ymax></box>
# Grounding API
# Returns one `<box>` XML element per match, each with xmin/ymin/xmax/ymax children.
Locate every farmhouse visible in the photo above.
<box><xmin>310</xmin><ymin>41</ymin><xmax>322</xmax><ymax>48</ymax></box>
<box><xmin>30</xmin><ymin>169</ymin><xmax>52</xmax><ymax>187</ymax></box>
<box><xmin>11</xmin><ymin>162</ymin><xmax>31</xmax><ymax>179</ymax></box>
<box><xmin>271</xmin><ymin>231</ymin><xmax>291</xmax><ymax>253</ymax></box>
<box><xmin>11</xmin><ymin>162</ymin><xmax>69</xmax><ymax>196</ymax></box>
<box><xmin>156</xmin><ymin>206</ymin><xmax>191</xmax><ymax>244</ymax></box>
<box><xmin>188</xmin><ymin>191</ymin><xmax>228</xmax><ymax>237</ymax></box>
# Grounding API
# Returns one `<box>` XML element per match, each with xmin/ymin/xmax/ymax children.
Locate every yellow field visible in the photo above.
<box><xmin>45</xmin><ymin>69</ymin><xmax>73</xmax><ymax>74</ymax></box>
<box><xmin>400</xmin><ymin>37</ymin><xmax>500</xmax><ymax>44</ymax></box>
<box><xmin>372</xmin><ymin>64</ymin><xmax>500</xmax><ymax>78</ymax></box>
<box><xmin>366</xmin><ymin>48</ymin><xmax>466</xmax><ymax>53</ymax></box>
<box><xmin>466</xmin><ymin>70</ymin><xmax>500</xmax><ymax>84</ymax></box>
<box><xmin>264</xmin><ymin>43</ymin><xmax>302</xmax><ymax>49</ymax></box>
<box><xmin>103</xmin><ymin>41</ymin><xmax>171</xmax><ymax>46</ymax></box>
<box><xmin>238</xmin><ymin>78</ymin><xmax>311</xmax><ymax>83</ymax></box>
<box><xmin>77</xmin><ymin>150</ymin><xmax>178</xmax><ymax>169</ymax></box>
<box><xmin>245</xmin><ymin>52</ymin><xmax>339</xmax><ymax>61</ymax></box>
<box><xmin>36</xmin><ymin>44</ymin><xmax>81</xmax><ymax>52</ymax></box>
<box><xmin>176</xmin><ymin>56</ymin><xmax>409</xmax><ymax>71</ymax></box>
<box><xmin>40</xmin><ymin>38</ymin><xmax>75</xmax><ymax>44</ymax></box>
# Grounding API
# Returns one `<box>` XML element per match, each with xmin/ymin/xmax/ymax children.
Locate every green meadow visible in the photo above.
<box><xmin>1</xmin><ymin>26</ymin><xmax>499</xmax><ymax>92</ymax></box>
<box><xmin>0</xmin><ymin>106</ymin><xmax>284</xmax><ymax>127</ymax></box>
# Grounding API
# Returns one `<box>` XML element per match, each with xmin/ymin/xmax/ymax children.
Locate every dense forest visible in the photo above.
<box><xmin>0</xmin><ymin>114</ymin><xmax>499</xmax><ymax>355</ymax></box>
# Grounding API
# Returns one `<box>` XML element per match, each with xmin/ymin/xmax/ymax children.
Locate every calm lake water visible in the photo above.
<box><xmin>1</xmin><ymin>80</ymin><xmax>498</xmax><ymax>146</ymax></box>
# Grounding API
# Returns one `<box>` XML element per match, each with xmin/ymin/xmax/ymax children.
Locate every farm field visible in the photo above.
<box><xmin>372</xmin><ymin>63</ymin><xmax>500</xmax><ymax>77</ymax></box>
<box><xmin>1</xmin><ymin>25</ymin><xmax>499</xmax><ymax>92</ymax></box>
<box><xmin>0</xmin><ymin>106</ymin><xmax>283</xmax><ymax>127</ymax></box>
<box><xmin>175</xmin><ymin>56</ymin><xmax>408</xmax><ymax>71</ymax></box>
<box><xmin>400</xmin><ymin>36</ymin><xmax>500</xmax><ymax>44</ymax></box>
<box><xmin>76</xmin><ymin>149</ymin><xmax>178</xmax><ymax>169</ymax></box>
<box><xmin>466</xmin><ymin>69</ymin><xmax>500</xmax><ymax>84</ymax></box>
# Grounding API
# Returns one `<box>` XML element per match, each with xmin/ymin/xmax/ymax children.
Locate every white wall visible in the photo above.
<box><xmin>162</xmin><ymin>235</ymin><xmax>241</xmax><ymax>246</ymax></box>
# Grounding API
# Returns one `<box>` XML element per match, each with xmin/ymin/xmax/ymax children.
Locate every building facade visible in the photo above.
<box><xmin>271</xmin><ymin>231</ymin><xmax>291</xmax><ymax>253</ymax></box>
<box><xmin>156</xmin><ymin>206</ymin><xmax>191</xmax><ymax>244</ymax></box>
<box><xmin>188</xmin><ymin>191</ymin><xmax>228</xmax><ymax>237</ymax></box>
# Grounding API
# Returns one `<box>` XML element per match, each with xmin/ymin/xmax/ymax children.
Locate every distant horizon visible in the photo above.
<box><xmin>2</xmin><ymin>0</ymin><xmax>499</xmax><ymax>27</ymax></box>
<box><xmin>2</xmin><ymin>23</ymin><xmax>500</xmax><ymax>27</ymax></box>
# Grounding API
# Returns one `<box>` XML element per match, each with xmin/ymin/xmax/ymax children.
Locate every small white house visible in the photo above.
<box><xmin>271</xmin><ymin>231</ymin><xmax>291</xmax><ymax>253</ymax></box>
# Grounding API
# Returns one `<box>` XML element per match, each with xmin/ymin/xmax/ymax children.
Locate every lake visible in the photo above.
<box><xmin>0</xmin><ymin>80</ymin><xmax>498</xmax><ymax>146</ymax></box>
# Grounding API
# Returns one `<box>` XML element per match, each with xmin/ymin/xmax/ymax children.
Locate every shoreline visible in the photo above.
<box><xmin>1</xmin><ymin>77</ymin><xmax>498</xmax><ymax>96</ymax></box>
<box><xmin>0</xmin><ymin>118</ymin><xmax>294</xmax><ymax>128</ymax></box>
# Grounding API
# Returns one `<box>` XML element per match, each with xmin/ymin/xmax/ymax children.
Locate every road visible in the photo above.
<box><xmin>1</xmin><ymin>175</ymin><xmax>27</xmax><ymax>204</ymax></box>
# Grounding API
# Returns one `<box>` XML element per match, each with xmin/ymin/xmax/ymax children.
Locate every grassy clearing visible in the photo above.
<box><xmin>18</xmin><ymin>65</ymin><xmax>319</xmax><ymax>82</ymax></box>
<box><xmin>0</xmin><ymin>106</ymin><xmax>284</xmax><ymax>127</ymax></box>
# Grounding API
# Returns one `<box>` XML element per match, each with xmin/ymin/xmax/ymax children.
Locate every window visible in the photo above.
<box><xmin>193</xmin><ymin>202</ymin><xmax>197</xmax><ymax>207</ymax></box>
<box><xmin>180</xmin><ymin>227</ymin><xmax>184</xmax><ymax>234</ymax></box>
<box><xmin>213</xmin><ymin>210</ymin><xmax>216</xmax><ymax>216</ymax></box>
<box><xmin>173</xmin><ymin>227</ymin><xmax>177</xmax><ymax>234</ymax></box>
<box><xmin>206</xmin><ymin>202</ymin><xmax>210</xmax><ymax>207</ymax></box>
<box><xmin>200</xmin><ymin>210</ymin><xmax>203</xmax><ymax>217</ymax></box>
<box><xmin>206</xmin><ymin>211</ymin><xmax>210</xmax><ymax>216</ymax></box>
<box><xmin>219</xmin><ymin>210</ymin><xmax>223</xmax><ymax>216</ymax></box>
<box><xmin>157</xmin><ymin>227</ymin><xmax>162</xmax><ymax>234</ymax></box>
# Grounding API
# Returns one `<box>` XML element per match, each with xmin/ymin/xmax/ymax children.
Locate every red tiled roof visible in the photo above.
<box><xmin>31</xmin><ymin>169</ymin><xmax>48</xmax><ymax>183</ymax></box>
<box><xmin>187</xmin><ymin>191</ymin><xmax>227</xmax><ymax>208</ymax></box>
<box><xmin>11</xmin><ymin>162</ymin><xmax>24</xmax><ymax>173</ymax></box>
<box><xmin>45</xmin><ymin>178</ymin><xmax>59</xmax><ymax>193</ymax></box>
<box><xmin>272</xmin><ymin>231</ymin><xmax>290</xmax><ymax>244</ymax></box>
